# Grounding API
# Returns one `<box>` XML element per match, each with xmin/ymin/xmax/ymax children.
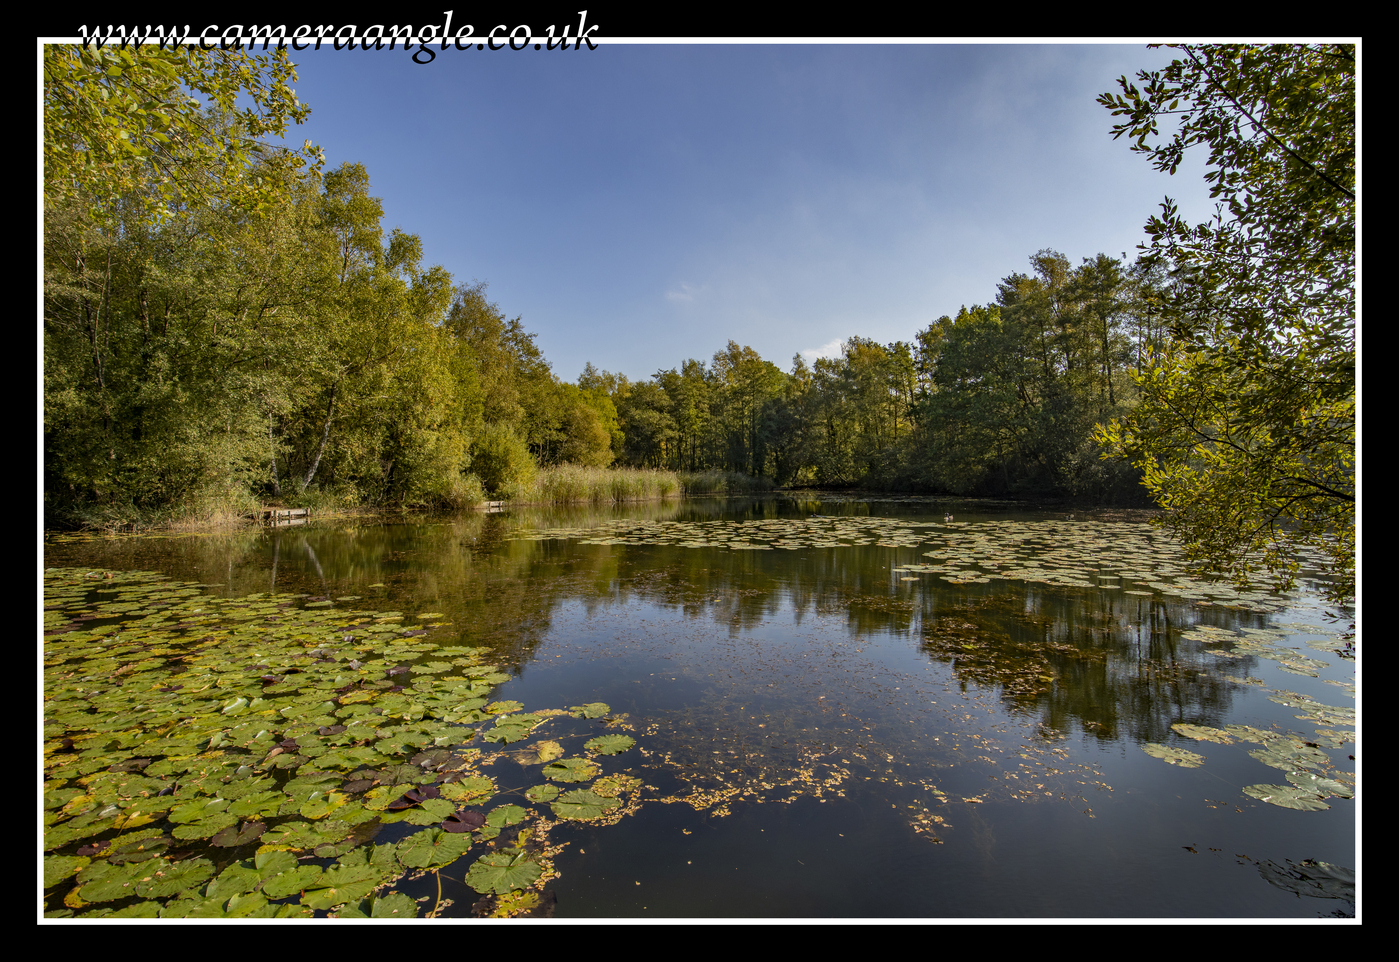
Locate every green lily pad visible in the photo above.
<box><xmin>481</xmin><ymin>715</ymin><xmax>543</xmax><ymax>744</ymax></box>
<box><xmin>1248</xmin><ymin>742</ymin><xmax>1330</xmax><ymax>772</ymax></box>
<box><xmin>1242</xmin><ymin>784</ymin><xmax>1331</xmax><ymax>811</ymax></box>
<box><xmin>527</xmin><ymin>740</ymin><xmax>564</xmax><ymax>764</ymax></box>
<box><xmin>342</xmin><ymin>891</ymin><xmax>418</xmax><ymax>918</ymax></box>
<box><xmin>210</xmin><ymin>819</ymin><xmax>266</xmax><ymax>847</ymax></box>
<box><xmin>1169</xmin><ymin>723</ymin><xmax>1233</xmax><ymax>744</ymax></box>
<box><xmin>1285</xmin><ymin>770</ymin><xmax>1353</xmax><ymax>799</ymax></box>
<box><xmin>465</xmin><ymin>850</ymin><xmax>543</xmax><ymax>895</ymax></box>
<box><xmin>550</xmin><ymin>789</ymin><xmax>622</xmax><ymax>821</ymax></box>
<box><xmin>585</xmin><ymin>734</ymin><xmax>635</xmax><ymax>755</ymax></box>
<box><xmin>570</xmin><ymin>702</ymin><xmax>611</xmax><ymax>719</ymax></box>
<box><xmin>44</xmin><ymin>854</ymin><xmax>90</xmax><ymax>889</ymax></box>
<box><xmin>394</xmin><ymin>827</ymin><xmax>473</xmax><ymax>869</ymax></box>
<box><xmin>441</xmin><ymin>776</ymin><xmax>496</xmax><ymax>802</ymax></box>
<box><xmin>1140</xmin><ymin>742</ymin><xmax>1205</xmax><ymax>767</ymax></box>
<box><xmin>524</xmin><ymin>784</ymin><xmax>559</xmax><ymax>803</ymax></box>
<box><xmin>486</xmin><ymin>804</ymin><xmax>528</xmax><ymax>828</ymax></box>
<box><xmin>543</xmin><ymin>757</ymin><xmax>600</xmax><ymax>783</ymax></box>
<box><xmin>259</xmin><ymin>863</ymin><xmax>324</xmax><ymax>900</ymax></box>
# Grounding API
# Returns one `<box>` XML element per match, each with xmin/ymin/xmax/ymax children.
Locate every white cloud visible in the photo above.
<box><xmin>799</xmin><ymin>338</ymin><xmax>844</xmax><ymax>362</ymax></box>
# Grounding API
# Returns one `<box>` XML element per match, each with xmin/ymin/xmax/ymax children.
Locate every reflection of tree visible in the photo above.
<box><xmin>46</xmin><ymin>506</ymin><xmax>1273</xmax><ymax>746</ymax></box>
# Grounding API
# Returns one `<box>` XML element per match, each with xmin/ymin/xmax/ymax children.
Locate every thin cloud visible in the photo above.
<box><xmin>800</xmin><ymin>338</ymin><xmax>844</xmax><ymax>362</ymax></box>
<box><xmin>666</xmin><ymin>282</ymin><xmax>705</xmax><ymax>303</ymax></box>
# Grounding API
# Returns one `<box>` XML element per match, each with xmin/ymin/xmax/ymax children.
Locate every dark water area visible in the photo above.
<box><xmin>42</xmin><ymin>495</ymin><xmax>1357</xmax><ymax>919</ymax></box>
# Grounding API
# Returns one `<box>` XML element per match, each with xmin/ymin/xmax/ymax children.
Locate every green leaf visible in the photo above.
<box><xmin>543</xmin><ymin>757</ymin><xmax>600</xmax><ymax>783</ymax></box>
<box><xmin>44</xmin><ymin>854</ymin><xmax>89</xmax><ymax>889</ymax></box>
<box><xmin>465</xmin><ymin>850</ymin><xmax>543</xmax><ymax>895</ymax></box>
<box><xmin>585</xmin><ymin>734</ymin><xmax>635</xmax><ymax>755</ymax></box>
<box><xmin>550</xmin><ymin>789</ymin><xmax>622</xmax><ymax>821</ymax></box>
<box><xmin>394</xmin><ymin>828</ymin><xmax>473</xmax><ymax>869</ymax></box>
<box><xmin>1140</xmin><ymin>742</ymin><xmax>1205</xmax><ymax>767</ymax></box>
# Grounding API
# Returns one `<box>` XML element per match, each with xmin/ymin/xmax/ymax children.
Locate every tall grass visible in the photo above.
<box><xmin>504</xmin><ymin>464</ymin><xmax>684</xmax><ymax>504</ymax></box>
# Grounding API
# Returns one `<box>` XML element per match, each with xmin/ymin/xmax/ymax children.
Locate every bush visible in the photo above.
<box><xmin>470</xmin><ymin>424</ymin><xmax>538</xmax><ymax>498</ymax></box>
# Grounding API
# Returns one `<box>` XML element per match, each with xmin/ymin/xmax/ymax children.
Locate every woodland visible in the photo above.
<box><xmin>43</xmin><ymin>43</ymin><xmax>1354</xmax><ymax>603</ymax></box>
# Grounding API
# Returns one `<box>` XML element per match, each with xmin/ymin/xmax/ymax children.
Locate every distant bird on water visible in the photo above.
<box><xmin>944</xmin><ymin>513</ymin><xmax>954</xmax><ymax>522</ymax></box>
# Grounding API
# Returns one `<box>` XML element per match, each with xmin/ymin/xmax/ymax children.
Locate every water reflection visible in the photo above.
<box><xmin>44</xmin><ymin>494</ymin><xmax>1354</xmax><ymax>917</ymax></box>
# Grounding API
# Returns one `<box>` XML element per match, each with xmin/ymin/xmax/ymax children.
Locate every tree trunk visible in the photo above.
<box><xmin>300</xmin><ymin>386</ymin><xmax>336</xmax><ymax>493</ymax></box>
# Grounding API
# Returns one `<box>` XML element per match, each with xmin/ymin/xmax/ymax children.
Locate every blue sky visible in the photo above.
<box><xmin>281</xmin><ymin>42</ymin><xmax>1217</xmax><ymax>384</ymax></box>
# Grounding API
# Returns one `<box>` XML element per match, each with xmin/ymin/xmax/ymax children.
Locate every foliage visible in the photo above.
<box><xmin>1094</xmin><ymin>44</ymin><xmax>1355</xmax><ymax>604</ymax></box>
<box><xmin>44</xmin><ymin>156</ymin><xmax>471</xmax><ymax>521</ymax></box>
<box><xmin>43</xmin><ymin>43</ymin><xmax>322</xmax><ymax>225</ymax></box>
<box><xmin>469</xmin><ymin>423</ymin><xmax>538</xmax><ymax>499</ymax></box>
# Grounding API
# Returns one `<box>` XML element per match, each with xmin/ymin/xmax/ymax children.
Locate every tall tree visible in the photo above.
<box><xmin>1095</xmin><ymin>44</ymin><xmax>1355</xmax><ymax>604</ymax></box>
<box><xmin>43</xmin><ymin>44</ymin><xmax>321</xmax><ymax>225</ymax></box>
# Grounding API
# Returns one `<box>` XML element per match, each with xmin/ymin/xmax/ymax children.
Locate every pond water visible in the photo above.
<box><xmin>42</xmin><ymin>495</ymin><xmax>1357</xmax><ymax>919</ymax></box>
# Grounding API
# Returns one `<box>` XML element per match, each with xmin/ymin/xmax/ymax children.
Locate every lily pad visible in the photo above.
<box><xmin>592</xmin><ymin>774</ymin><xmax>642</xmax><ymax>798</ymax></box>
<box><xmin>465</xmin><ymin>849</ymin><xmax>543</xmax><ymax>895</ymax></box>
<box><xmin>441</xmin><ymin>809</ymin><xmax>486</xmax><ymax>833</ymax></box>
<box><xmin>543</xmin><ymin>757</ymin><xmax>600</xmax><ymax>783</ymax></box>
<box><xmin>570</xmin><ymin>702</ymin><xmax>611</xmax><ymax>719</ymax></box>
<box><xmin>44</xmin><ymin>854</ymin><xmax>89</xmax><ymax>889</ymax></box>
<box><xmin>1248</xmin><ymin>742</ymin><xmax>1330</xmax><ymax>772</ymax></box>
<box><xmin>528</xmin><ymin>740</ymin><xmax>564</xmax><ymax>764</ymax></box>
<box><xmin>394</xmin><ymin>827</ymin><xmax>473</xmax><ymax>869</ymax></box>
<box><xmin>1169</xmin><ymin>723</ymin><xmax>1233</xmax><ymax>744</ymax></box>
<box><xmin>486</xmin><ymin>804</ymin><xmax>528</xmax><ymax>828</ymax></box>
<box><xmin>585</xmin><ymin>734</ymin><xmax>635</xmax><ymax>755</ymax></box>
<box><xmin>1284</xmin><ymin>771</ymin><xmax>1353</xmax><ymax>799</ymax></box>
<box><xmin>1242</xmin><ymin>784</ymin><xmax>1331</xmax><ymax>811</ymax></box>
<box><xmin>441</xmin><ymin>776</ymin><xmax>496</xmax><ymax>803</ymax></box>
<box><xmin>1140</xmin><ymin>743</ymin><xmax>1205</xmax><ymax>767</ymax></box>
<box><xmin>210</xmin><ymin>819</ymin><xmax>266</xmax><ymax>847</ymax></box>
<box><xmin>550</xmin><ymin>789</ymin><xmax>622</xmax><ymax>821</ymax></box>
<box><xmin>524</xmin><ymin>784</ymin><xmax>559</xmax><ymax>803</ymax></box>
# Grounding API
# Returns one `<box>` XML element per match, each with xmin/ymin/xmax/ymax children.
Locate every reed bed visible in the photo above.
<box><xmin>498</xmin><ymin>465</ymin><xmax>775</xmax><ymax>504</ymax></box>
<box><xmin>508</xmin><ymin>464</ymin><xmax>684</xmax><ymax>504</ymax></box>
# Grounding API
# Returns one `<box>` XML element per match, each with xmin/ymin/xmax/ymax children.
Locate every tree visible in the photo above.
<box><xmin>43</xmin><ymin>43</ymin><xmax>322</xmax><ymax>225</ymax></box>
<box><xmin>1094</xmin><ymin>44</ymin><xmax>1355</xmax><ymax>605</ymax></box>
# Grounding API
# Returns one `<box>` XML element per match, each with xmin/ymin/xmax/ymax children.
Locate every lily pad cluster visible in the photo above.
<box><xmin>513</xmin><ymin>519</ymin><xmax>1293</xmax><ymax>612</ymax></box>
<box><xmin>1144</xmin><ymin>693</ymin><xmax>1354</xmax><ymax>811</ymax></box>
<box><xmin>42</xmin><ymin>568</ymin><xmax>646</xmax><ymax>918</ymax></box>
<box><xmin>1182</xmin><ymin>624</ymin><xmax>1341</xmax><ymax>675</ymax></box>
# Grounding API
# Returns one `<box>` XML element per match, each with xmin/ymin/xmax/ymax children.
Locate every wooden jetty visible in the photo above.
<box><xmin>250</xmin><ymin>507</ymin><xmax>310</xmax><ymax>526</ymax></box>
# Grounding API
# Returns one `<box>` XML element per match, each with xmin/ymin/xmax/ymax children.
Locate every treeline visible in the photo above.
<box><xmin>593</xmin><ymin>249</ymin><xmax>1168</xmax><ymax>502</ymax></box>
<box><xmin>45</xmin><ymin>144</ymin><xmax>1164</xmax><ymax>524</ymax></box>
<box><xmin>44</xmin><ymin>49</ymin><xmax>1165</xmax><ymax>526</ymax></box>
<box><xmin>44</xmin><ymin>140</ymin><xmax>623</xmax><ymax>524</ymax></box>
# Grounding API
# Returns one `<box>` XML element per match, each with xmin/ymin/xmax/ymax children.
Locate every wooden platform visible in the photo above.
<box><xmin>250</xmin><ymin>507</ymin><xmax>310</xmax><ymax>526</ymax></box>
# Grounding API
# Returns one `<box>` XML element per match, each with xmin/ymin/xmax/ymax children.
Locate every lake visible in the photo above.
<box><xmin>41</xmin><ymin>495</ymin><xmax>1356</xmax><ymax>919</ymax></box>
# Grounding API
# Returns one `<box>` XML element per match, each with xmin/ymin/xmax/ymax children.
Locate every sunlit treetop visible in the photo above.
<box><xmin>43</xmin><ymin>43</ymin><xmax>325</xmax><ymax>225</ymax></box>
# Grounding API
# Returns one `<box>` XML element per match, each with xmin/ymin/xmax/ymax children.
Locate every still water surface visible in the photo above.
<box><xmin>44</xmin><ymin>495</ymin><xmax>1356</xmax><ymax>918</ymax></box>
